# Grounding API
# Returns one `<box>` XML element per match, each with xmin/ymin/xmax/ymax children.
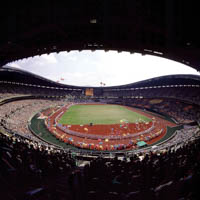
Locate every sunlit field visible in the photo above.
<box><xmin>58</xmin><ymin>104</ymin><xmax>151</xmax><ymax>125</ymax></box>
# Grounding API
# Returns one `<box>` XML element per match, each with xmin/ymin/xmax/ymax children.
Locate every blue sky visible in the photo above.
<box><xmin>9</xmin><ymin>50</ymin><xmax>200</xmax><ymax>86</ymax></box>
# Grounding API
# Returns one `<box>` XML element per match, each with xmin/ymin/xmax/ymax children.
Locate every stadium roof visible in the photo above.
<box><xmin>1</xmin><ymin>67</ymin><xmax>200</xmax><ymax>89</ymax></box>
<box><xmin>0</xmin><ymin>1</ymin><xmax>200</xmax><ymax>71</ymax></box>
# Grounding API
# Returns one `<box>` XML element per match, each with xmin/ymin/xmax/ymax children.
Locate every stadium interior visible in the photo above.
<box><xmin>1</xmin><ymin>1</ymin><xmax>200</xmax><ymax>200</ymax></box>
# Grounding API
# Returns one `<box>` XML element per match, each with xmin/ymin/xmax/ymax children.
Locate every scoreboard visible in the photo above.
<box><xmin>85</xmin><ymin>88</ymin><xmax>94</xmax><ymax>96</ymax></box>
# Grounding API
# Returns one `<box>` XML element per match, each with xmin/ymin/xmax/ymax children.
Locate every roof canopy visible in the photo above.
<box><xmin>0</xmin><ymin>0</ymin><xmax>200</xmax><ymax>71</ymax></box>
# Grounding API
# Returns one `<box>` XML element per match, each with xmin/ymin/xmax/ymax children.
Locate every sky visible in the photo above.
<box><xmin>8</xmin><ymin>50</ymin><xmax>200</xmax><ymax>87</ymax></box>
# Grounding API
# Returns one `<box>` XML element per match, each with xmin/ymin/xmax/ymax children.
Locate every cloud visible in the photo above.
<box><xmin>41</xmin><ymin>53</ymin><xmax>57</xmax><ymax>64</ymax></box>
<box><xmin>48</xmin><ymin>71</ymin><xmax>102</xmax><ymax>87</ymax></box>
<box><xmin>9</xmin><ymin>62</ymin><xmax>22</xmax><ymax>69</ymax></box>
<box><xmin>9</xmin><ymin>50</ymin><xmax>200</xmax><ymax>87</ymax></box>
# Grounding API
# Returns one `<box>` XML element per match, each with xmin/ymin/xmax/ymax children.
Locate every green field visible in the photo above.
<box><xmin>58</xmin><ymin>104</ymin><xmax>151</xmax><ymax>125</ymax></box>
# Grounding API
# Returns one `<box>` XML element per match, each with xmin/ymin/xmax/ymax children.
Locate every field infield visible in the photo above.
<box><xmin>29</xmin><ymin>103</ymin><xmax>178</xmax><ymax>151</ymax></box>
<box><xmin>58</xmin><ymin>104</ymin><xmax>152</xmax><ymax>125</ymax></box>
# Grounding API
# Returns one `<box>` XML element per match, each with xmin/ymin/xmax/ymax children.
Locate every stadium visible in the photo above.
<box><xmin>1</xmin><ymin>1</ymin><xmax>200</xmax><ymax>200</ymax></box>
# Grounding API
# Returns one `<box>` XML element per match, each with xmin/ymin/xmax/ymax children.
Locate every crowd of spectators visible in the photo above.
<box><xmin>0</xmin><ymin>83</ymin><xmax>82</xmax><ymax>99</ymax></box>
<box><xmin>1</xmin><ymin>83</ymin><xmax>200</xmax><ymax>199</ymax></box>
<box><xmin>1</xmin><ymin>125</ymin><xmax>200</xmax><ymax>199</ymax></box>
<box><xmin>80</xmin><ymin>135</ymin><xmax>200</xmax><ymax>200</ymax></box>
<box><xmin>104</xmin><ymin>86</ymin><xmax>200</xmax><ymax>105</ymax></box>
<box><xmin>0</xmin><ymin>99</ymin><xmax>66</xmax><ymax>143</ymax></box>
<box><xmin>144</xmin><ymin>125</ymin><xmax>200</xmax><ymax>153</ymax></box>
<box><xmin>127</xmin><ymin>98</ymin><xmax>200</xmax><ymax>124</ymax></box>
<box><xmin>0</xmin><ymin>131</ymin><xmax>76</xmax><ymax>200</ymax></box>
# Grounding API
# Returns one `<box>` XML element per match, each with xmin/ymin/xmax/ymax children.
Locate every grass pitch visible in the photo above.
<box><xmin>58</xmin><ymin>104</ymin><xmax>151</xmax><ymax>125</ymax></box>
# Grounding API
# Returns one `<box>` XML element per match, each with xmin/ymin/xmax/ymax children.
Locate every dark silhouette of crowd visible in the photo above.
<box><xmin>82</xmin><ymin>138</ymin><xmax>200</xmax><ymax>200</ymax></box>
<box><xmin>1</xmin><ymin>130</ymin><xmax>200</xmax><ymax>200</ymax></box>
<box><xmin>1</xmin><ymin>83</ymin><xmax>200</xmax><ymax>199</ymax></box>
<box><xmin>0</xmin><ymin>132</ymin><xmax>76</xmax><ymax>200</ymax></box>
